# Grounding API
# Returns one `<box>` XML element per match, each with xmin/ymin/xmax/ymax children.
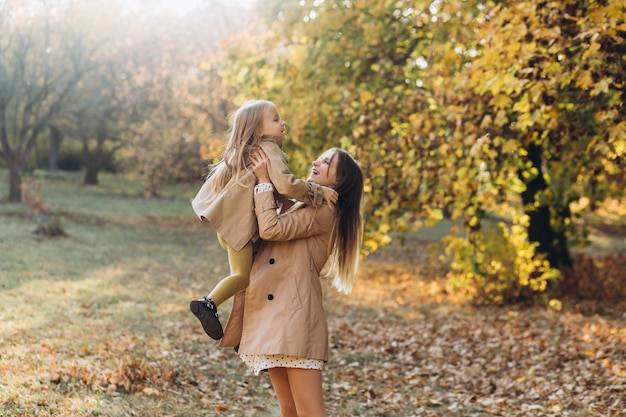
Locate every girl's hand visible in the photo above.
<box><xmin>250</xmin><ymin>148</ymin><xmax>271</xmax><ymax>183</ymax></box>
<box><xmin>321</xmin><ymin>186</ymin><xmax>338</xmax><ymax>208</ymax></box>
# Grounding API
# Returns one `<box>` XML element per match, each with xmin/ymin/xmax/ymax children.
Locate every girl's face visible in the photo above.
<box><xmin>259</xmin><ymin>105</ymin><xmax>286</xmax><ymax>139</ymax></box>
<box><xmin>307</xmin><ymin>150</ymin><xmax>338</xmax><ymax>187</ymax></box>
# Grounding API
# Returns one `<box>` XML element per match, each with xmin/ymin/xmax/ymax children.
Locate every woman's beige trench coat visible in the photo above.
<box><xmin>220</xmin><ymin>190</ymin><xmax>335</xmax><ymax>362</ymax></box>
<box><xmin>191</xmin><ymin>137</ymin><xmax>324</xmax><ymax>252</ymax></box>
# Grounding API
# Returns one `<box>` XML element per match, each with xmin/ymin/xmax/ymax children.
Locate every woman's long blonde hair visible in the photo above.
<box><xmin>327</xmin><ymin>148</ymin><xmax>364</xmax><ymax>294</ymax></box>
<box><xmin>207</xmin><ymin>100</ymin><xmax>275</xmax><ymax>193</ymax></box>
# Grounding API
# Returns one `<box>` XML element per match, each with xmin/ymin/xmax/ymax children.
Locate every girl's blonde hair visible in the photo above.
<box><xmin>207</xmin><ymin>100</ymin><xmax>275</xmax><ymax>193</ymax></box>
<box><xmin>326</xmin><ymin>148</ymin><xmax>364</xmax><ymax>294</ymax></box>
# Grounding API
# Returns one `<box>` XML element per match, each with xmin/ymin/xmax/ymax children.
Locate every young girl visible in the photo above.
<box><xmin>190</xmin><ymin>99</ymin><xmax>337</xmax><ymax>340</ymax></box>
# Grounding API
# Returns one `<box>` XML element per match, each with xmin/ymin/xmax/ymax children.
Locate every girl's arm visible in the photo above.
<box><xmin>251</xmin><ymin>147</ymin><xmax>333</xmax><ymax>241</ymax></box>
<box><xmin>260</xmin><ymin>141</ymin><xmax>335</xmax><ymax>208</ymax></box>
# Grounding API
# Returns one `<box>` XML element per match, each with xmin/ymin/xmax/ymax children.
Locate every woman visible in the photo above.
<box><xmin>219</xmin><ymin>147</ymin><xmax>364</xmax><ymax>417</ymax></box>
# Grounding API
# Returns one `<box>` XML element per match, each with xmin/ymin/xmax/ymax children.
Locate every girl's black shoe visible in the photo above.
<box><xmin>190</xmin><ymin>296</ymin><xmax>223</xmax><ymax>340</ymax></box>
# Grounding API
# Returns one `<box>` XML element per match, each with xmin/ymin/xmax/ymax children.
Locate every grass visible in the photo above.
<box><xmin>1</xmin><ymin>171</ymin><xmax>253</xmax><ymax>416</ymax></box>
<box><xmin>1</xmin><ymin>170</ymin><xmax>625</xmax><ymax>417</ymax></box>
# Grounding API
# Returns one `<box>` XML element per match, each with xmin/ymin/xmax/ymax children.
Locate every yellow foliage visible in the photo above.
<box><xmin>491</xmin><ymin>94</ymin><xmax>513</xmax><ymax>110</ymax></box>
<box><xmin>590</xmin><ymin>77</ymin><xmax>613</xmax><ymax>97</ymax></box>
<box><xmin>608</xmin><ymin>122</ymin><xmax>626</xmax><ymax>156</ymax></box>
<box><xmin>360</xmin><ymin>90</ymin><xmax>374</xmax><ymax>103</ymax></box>
<box><xmin>575</xmin><ymin>72</ymin><xmax>594</xmax><ymax>90</ymax></box>
<box><xmin>505</xmin><ymin>41</ymin><xmax>521</xmax><ymax>59</ymax></box>
<box><xmin>426</xmin><ymin>209</ymin><xmax>444</xmax><ymax>227</ymax></box>
<box><xmin>502</xmin><ymin>139</ymin><xmax>519</xmax><ymax>154</ymax></box>
<box><xmin>516</xmin><ymin>112</ymin><xmax>533</xmax><ymax>131</ymax></box>
<box><xmin>548</xmin><ymin>298</ymin><xmax>563</xmax><ymax>311</ymax></box>
<box><xmin>445</xmin><ymin>223</ymin><xmax>560</xmax><ymax>305</ymax></box>
<box><xmin>494</xmin><ymin>110</ymin><xmax>509</xmax><ymax>127</ymax></box>
<box><xmin>582</xmin><ymin>41</ymin><xmax>601</xmax><ymax>61</ymax></box>
<box><xmin>512</xmin><ymin>93</ymin><xmax>530</xmax><ymax>113</ymax></box>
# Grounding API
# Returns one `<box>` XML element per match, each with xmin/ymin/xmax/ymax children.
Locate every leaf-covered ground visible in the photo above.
<box><xmin>325</xmin><ymin>259</ymin><xmax>626</xmax><ymax>416</ymax></box>
<box><xmin>1</xmin><ymin>198</ymin><xmax>625</xmax><ymax>416</ymax></box>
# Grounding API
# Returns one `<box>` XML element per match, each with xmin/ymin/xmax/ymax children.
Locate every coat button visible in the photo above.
<box><xmin>267</xmin><ymin>294</ymin><xmax>274</xmax><ymax>300</ymax></box>
<box><xmin>269</xmin><ymin>258</ymin><xmax>275</xmax><ymax>264</ymax></box>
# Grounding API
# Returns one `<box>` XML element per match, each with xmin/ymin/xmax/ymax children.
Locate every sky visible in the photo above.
<box><xmin>155</xmin><ymin>0</ymin><xmax>255</xmax><ymax>16</ymax></box>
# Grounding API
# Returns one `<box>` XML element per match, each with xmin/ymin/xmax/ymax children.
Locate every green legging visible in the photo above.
<box><xmin>208</xmin><ymin>234</ymin><xmax>253</xmax><ymax>307</ymax></box>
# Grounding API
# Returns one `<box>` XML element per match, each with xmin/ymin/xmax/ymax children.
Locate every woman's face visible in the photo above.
<box><xmin>307</xmin><ymin>150</ymin><xmax>338</xmax><ymax>187</ymax></box>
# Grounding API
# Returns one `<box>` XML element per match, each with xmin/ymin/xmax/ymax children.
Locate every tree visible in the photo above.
<box><xmin>216</xmin><ymin>0</ymin><xmax>625</xmax><ymax>302</ymax></box>
<box><xmin>218</xmin><ymin>0</ymin><xmax>480</xmax><ymax>250</ymax></box>
<box><xmin>439</xmin><ymin>0</ymin><xmax>626</xmax><ymax>269</ymax></box>
<box><xmin>58</xmin><ymin>0</ymin><xmax>131</xmax><ymax>184</ymax></box>
<box><xmin>0</xmin><ymin>0</ymin><xmax>97</xmax><ymax>201</ymax></box>
<box><xmin>118</xmin><ymin>3</ymin><xmax>244</xmax><ymax>196</ymax></box>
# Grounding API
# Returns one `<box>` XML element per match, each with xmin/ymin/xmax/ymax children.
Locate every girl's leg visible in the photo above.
<box><xmin>268</xmin><ymin>368</ymin><xmax>298</xmax><ymax>417</ymax></box>
<box><xmin>190</xmin><ymin>237</ymin><xmax>252</xmax><ymax>340</ymax></box>
<box><xmin>208</xmin><ymin>238</ymin><xmax>253</xmax><ymax>307</ymax></box>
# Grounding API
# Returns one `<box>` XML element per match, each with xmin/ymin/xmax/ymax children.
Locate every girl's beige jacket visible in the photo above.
<box><xmin>220</xmin><ymin>190</ymin><xmax>335</xmax><ymax>362</ymax></box>
<box><xmin>191</xmin><ymin>138</ymin><xmax>324</xmax><ymax>251</ymax></box>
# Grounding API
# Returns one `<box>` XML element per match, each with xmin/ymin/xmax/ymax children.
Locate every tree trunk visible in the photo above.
<box><xmin>143</xmin><ymin>170</ymin><xmax>159</xmax><ymax>198</ymax></box>
<box><xmin>9</xmin><ymin>161</ymin><xmax>22</xmax><ymax>202</ymax></box>
<box><xmin>48</xmin><ymin>125</ymin><xmax>63</xmax><ymax>171</ymax></box>
<box><xmin>552</xmin><ymin>205</ymin><xmax>573</xmax><ymax>268</ymax></box>
<box><xmin>84</xmin><ymin>158</ymin><xmax>99</xmax><ymax>185</ymax></box>
<box><xmin>83</xmin><ymin>122</ymin><xmax>108</xmax><ymax>185</ymax></box>
<box><xmin>521</xmin><ymin>143</ymin><xmax>571</xmax><ymax>269</ymax></box>
<box><xmin>81</xmin><ymin>134</ymin><xmax>99</xmax><ymax>185</ymax></box>
<box><xmin>5</xmin><ymin>129</ymin><xmax>39</xmax><ymax>202</ymax></box>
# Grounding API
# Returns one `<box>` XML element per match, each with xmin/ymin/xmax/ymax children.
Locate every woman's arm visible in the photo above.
<box><xmin>254</xmin><ymin>192</ymin><xmax>334</xmax><ymax>241</ymax></box>
<box><xmin>250</xmin><ymin>149</ymin><xmax>333</xmax><ymax>241</ymax></box>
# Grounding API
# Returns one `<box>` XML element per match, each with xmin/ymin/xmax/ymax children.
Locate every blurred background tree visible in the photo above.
<box><xmin>0</xmin><ymin>0</ymin><xmax>96</xmax><ymax>201</ymax></box>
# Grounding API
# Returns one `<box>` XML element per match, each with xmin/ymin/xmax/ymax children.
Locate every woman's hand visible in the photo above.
<box><xmin>250</xmin><ymin>148</ymin><xmax>271</xmax><ymax>183</ymax></box>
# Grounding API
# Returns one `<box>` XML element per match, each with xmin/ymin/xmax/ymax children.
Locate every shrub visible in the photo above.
<box><xmin>35</xmin><ymin>141</ymin><xmax>120</xmax><ymax>173</ymax></box>
<box><xmin>560</xmin><ymin>253</ymin><xmax>626</xmax><ymax>303</ymax></box>
<box><xmin>20</xmin><ymin>176</ymin><xmax>66</xmax><ymax>237</ymax></box>
<box><xmin>57</xmin><ymin>145</ymin><xmax>84</xmax><ymax>171</ymax></box>
<box><xmin>444</xmin><ymin>220</ymin><xmax>560</xmax><ymax>305</ymax></box>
